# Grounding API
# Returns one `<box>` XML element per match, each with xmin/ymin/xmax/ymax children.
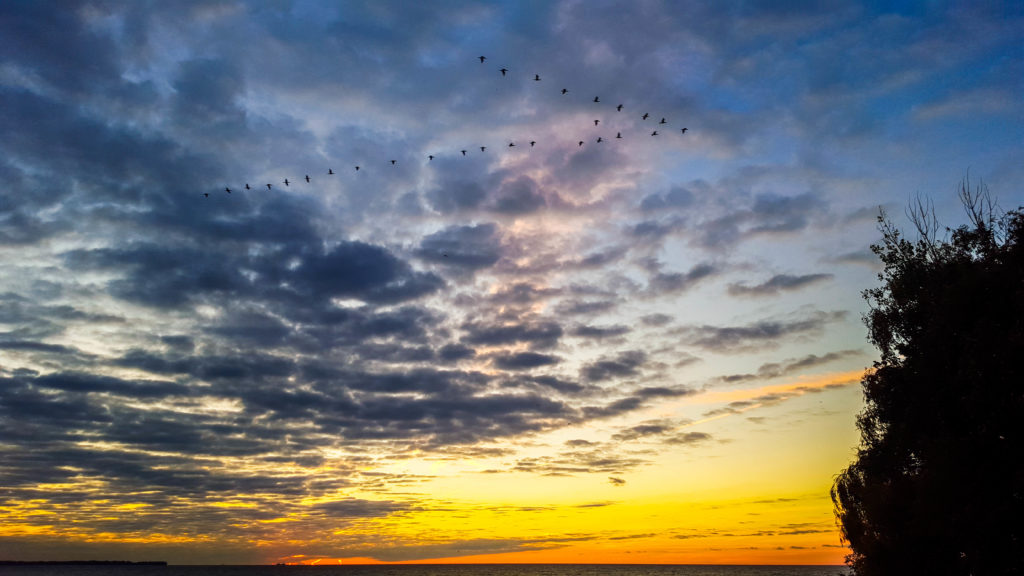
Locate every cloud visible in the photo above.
<box><xmin>679</xmin><ymin>310</ymin><xmax>847</xmax><ymax>352</ymax></box>
<box><xmin>491</xmin><ymin>351</ymin><xmax>562</xmax><ymax>370</ymax></box>
<box><xmin>648</xmin><ymin>262</ymin><xmax>719</xmax><ymax>294</ymax></box>
<box><xmin>1</xmin><ymin>0</ymin><xmax>1020</xmax><ymax>562</ymax></box>
<box><xmin>461</xmin><ymin>319</ymin><xmax>563</xmax><ymax>349</ymax></box>
<box><xmin>581</xmin><ymin>350</ymin><xmax>646</xmax><ymax>382</ymax></box>
<box><xmin>416</xmin><ymin>223</ymin><xmax>502</xmax><ymax>270</ymax></box>
<box><xmin>571</xmin><ymin>324</ymin><xmax>631</xmax><ymax>340</ymax></box>
<box><xmin>719</xmin><ymin>349</ymin><xmax>862</xmax><ymax>383</ymax></box>
<box><xmin>728</xmin><ymin>273</ymin><xmax>833</xmax><ymax>296</ymax></box>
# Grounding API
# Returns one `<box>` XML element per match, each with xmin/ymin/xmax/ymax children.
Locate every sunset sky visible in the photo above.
<box><xmin>1</xmin><ymin>0</ymin><xmax>1023</xmax><ymax>566</ymax></box>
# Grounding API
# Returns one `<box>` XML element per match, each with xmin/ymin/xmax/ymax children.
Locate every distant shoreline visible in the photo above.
<box><xmin>0</xmin><ymin>557</ymin><xmax>167</xmax><ymax>561</ymax></box>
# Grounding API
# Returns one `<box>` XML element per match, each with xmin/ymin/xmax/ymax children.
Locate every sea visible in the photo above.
<box><xmin>0</xmin><ymin>565</ymin><xmax>850</xmax><ymax>576</ymax></box>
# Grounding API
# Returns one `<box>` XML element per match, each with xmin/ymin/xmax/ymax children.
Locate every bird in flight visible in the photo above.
<box><xmin>508</xmin><ymin>142</ymin><xmax>515</xmax><ymax>147</ymax></box>
<box><xmin>429</xmin><ymin>155</ymin><xmax>434</xmax><ymax>161</ymax></box>
<box><xmin>530</xmin><ymin>141</ymin><xmax>536</xmax><ymax>147</ymax></box>
<box><xmin>480</xmin><ymin>146</ymin><xmax>486</xmax><ymax>152</ymax></box>
<box><xmin>245</xmin><ymin>183</ymin><xmax>251</xmax><ymax>190</ymax></box>
<box><xmin>681</xmin><ymin>128</ymin><xmax>688</xmax><ymax>134</ymax></box>
<box><xmin>642</xmin><ymin>113</ymin><xmax>649</xmax><ymax>120</ymax></box>
<box><xmin>390</xmin><ymin>160</ymin><xmax>396</xmax><ymax>165</ymax></box>
<box><xmin>266</xmin><ymin>183</ymin><xmax>272</xmax><ymax>190</ymax></box>
<box><xmin>534</xmin><ymin>74</ymin><xmax>541</xmax><ymax>81</ymax></box>
<box><xmin>593</xmin><ymin>96</ymin><xmax>600</xmax><ymax>103</ymax></box>
<box><xmin>305</xmin><ymin>175</ymin><xmax>310</xmax><ymax>183</ymax></box>
<box><xmin>659</xmin><ymin>118</ymin><xmax>667</xmax><ymax>124</ymax></box>
<box><xmin>479</xmin><ymin>56</ymin><xmax>486</xmax><ymax>63</ymax></box>
<box><xmin>328</xmin><ymin>168</ymin><xmax>334</xmax><ymax>174</ymax></box>
<box><xmin>578</xmin><ymin>140</ymin><xmax>584</xmax><ymax>147</ymax></box>
<box><xmin>203</xmin><ymin>192</ymin><xmax>209</xmax><ymax>198</ymax></box>
<box><xmin>355</xmin><ymin>166</ymin><xmax>360</xmax><ymax>171</ymax></box>
<box><xmin>617</xmin><ymin>104</ymin><xmax>623</xmax><ymax>111</ymax></box>
<box><xmin>597</xmin><ymin>137</ymin><xmax>603</xmax><ymax>143</ymax></box>
<box><xmin>224</xmin><ymin>187</ymin><xmax>231</xmax><ymax>194</ymax></box>
<box><xmin>561</xmin><ymin>88</ymin><xmax>568</xmax><ymax>95</ymax></box>
<box><xmin>616</xmin><ymin>132</ymin><xmax>622</xmax><ymax>138</ymax></box>
<box><xmin>594</xmin><ymin>119</ymin><xmax>600</xmax><ymax>126</ymax></box>
<box><xmin>461</xmin><ymin>150</ymin><xmax>467</xmax><ymax>156</ymax></box>
<box><xmin>651</xmin><ymin>130</ymin><xmax>658</xmax><ymax>136</ymax></box>
<box><xmin>500</xmin><ymin>68</ymin><xmax>508</xmax><ymax>76</ymax></box>
<box><xmin>283</xmin><ymin>179</ymin><xmax>289</xmax><ymax>186</ymax></box>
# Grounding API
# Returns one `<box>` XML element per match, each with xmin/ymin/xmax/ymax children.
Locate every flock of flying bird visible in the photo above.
<box><xmin>211</xmin><ymin>56</ymin><xmax>690</xmax><ymax>198</ymax></box>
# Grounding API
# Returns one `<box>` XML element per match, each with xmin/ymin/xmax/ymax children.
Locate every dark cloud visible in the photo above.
<box><xmin>571</xmin><ymin>324</ymin><xmax>630</xmax><ymax>340</ymax></box>
<box><xmin>640</xmin><ymin>186</ymin><xmax>695</xmax><ymax>212</ymax></box>
<box><xmin>648</xmin><ymin>262</ymin><xmax>719</xmax><ymax>294</ymax></box>
<box><xmin>490</xmin><ymin>175</ymin><xmax>547</xmax><ymax>213</ymax></box>
<box><xmin>438</xmin><ymin>343</ymin><xmax>476</xmax><ymax>362</ymax></box>
<box><xmin>728</xmin><ymin>273</ymin><xmax>833</xmax><ymax>296</ymax></box>
<box><xmin>416</xmin><ymin>223</ymin><xmax>502</xmax><ymax>270</ymax></box>
<box><xmin>704</xmin><ymin>379</ymin><xmax>855</xmax><ymax>417</ymax></box>
<box><xmin>719</xmin><ymin>349</ymin><xmax>861</xmax><ymax>383</ymax></box>
<box><xmin>680</xmin><ymin>310</ymin><xmax>847</xmax><ymax>352</ymax></box>
<box><xmin>581</xmin><ymin>350</ymin><xmax>646</xmax><ymax>382</ymax></box>
<box><xmin>555</xmin><ymin>299</ymin><xmax>619</xmax><ymax>316</ymax></box>
<box><xmin>641</xmin><ymin>313</ymin><xmax>673</xmax><ymax>327</ymax></box>
<box><xmin>695</xmin><ymin>192</ymin><xmax>828</xmax><ymax>248</ymax></box>
<box><xmin>512</xmin><ymin>448</ymin><xmax>648</xmax><ymax>476</ymax></box>
<box><xmin>491</xmin><ymin>351</ymin><xmax>562</xmax><ymax>370</ymax></box>
<box><xmin>462</xmin><ymin>319</ymin><xmax>563</xmax><ymax>349</ymax></box>
<box><xmin>309</xmin><ymin>498</ymin><xmax>406</xmax><ymax>518</ymax></box>
<box><xmin>833</xmin><ymin>247</ymin><xmax>879</xmax><ymax>267</ymax></box>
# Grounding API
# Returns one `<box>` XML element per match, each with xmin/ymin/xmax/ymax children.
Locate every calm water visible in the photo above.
<box><xmin>0</xmin><ymin>565</ymin><xmax>850</xmax><ymax>576</ymax></box>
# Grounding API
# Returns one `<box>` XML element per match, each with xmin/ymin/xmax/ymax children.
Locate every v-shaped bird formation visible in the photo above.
<box><xmin>213</xmin><ymin>56</ymin><xmax>691</xmax><ymax>197</ymax></box>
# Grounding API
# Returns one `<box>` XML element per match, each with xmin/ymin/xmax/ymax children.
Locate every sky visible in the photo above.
<box><xmin>1</xmin><ymin>0</ymin><xmax>1022</xmax><ymax>566</ymax></box>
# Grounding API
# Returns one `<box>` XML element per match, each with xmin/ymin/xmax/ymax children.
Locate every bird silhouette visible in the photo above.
<box><xmin>617</xmin><ymin>104</ymin><xmax>623</xmax><ymax>111</ymax></box>
<box><xmin>225</xmin><ymin>187</ymin><xmax>231</xmax><ymax>194</ymax></box>
<box><xmin>266</xmin><ymin>183</ymin><xmax>272</xmax><ymax>190</ymax></box>
<box><xmin>203</xmin><ymin>192</ymin><xmax>209</xmax><ymax>197</ymax></box>
<box><xmin>479</xmin><ymin>56</ymin><xmax>486</xmax><ymax>63</ymax></box>
<box><xmin>616</xmin><ymin>132</ymin><xmax>622</xmax><ymax>139</ymax></box>
<box><xmin>508</xmin><ymin>142</ymin><xmax>515</xmax><ymax>147</ymax></box>
<box><xmin>428</xmin><ymin>155</ymin><xmax>434</xmax><ymax>161</ymax></box>
<box><xmin>480</xmin><ymin>146</ymin><xmax>486</xmax><ymax>152</ymax></box>
<box><xmin>530</xmin><ymin>141</ymin><xmax>536</xmax><ymax>147</ymax></box>
<box><xmin>561</xmin><ymin>88</ymin><xmax>568</xmax><ymax>95</ymax></box>
<box><xmin>680</xmin><ymin>128</ymin><xmax>688</xmax><ymax>134</ymax></box>
<box><xmin>659</xmin><ymin>118</ymin><xmax>667</xmax><ymax>124</ymax></box>
<box><xmin>597</xmin><ymin>137</ymin><xmax>603</xmax><ymax>143</ymax></box>
<box><xmin>578</xmin><ymin>141</ymin><xmax>584</xmax><ymax>147</ymax></box>
<box><xmin>461</xmin><ymin>150</ymin><xmax>467</xmax><ymax>156</ymax></box>
<box><xmin>594</xmin><ymin>119</ymin><xmax>600</xmax><ymax>126</ymax></box>
<box><xmin>642</xmin><ymin>113</ymin><xmax>649</xmax><ymax>120</ymax></box>
<box><xmin>245</xmin><ymin>183</ymin><xmax>250</xmax><ymax>190</ymax></box>
<box><xmin>305</xmin><ymin>175</ymin><xmax>310</xmax><ymax>183</ymax></box>
<box><xmin>651</xmin><ymin>130</ymin><xmax>658</xmax><ymax>136</ymax></box>
<box><xmin>283</xmin><ymin>179</ymin><xmax>289</xmax><ymax>186</ymax></box>
<box><xmin>500</xmin><ymin>68</ymin><xmax>508</xmax><ymax>76</ymax></box>
<box><xmin>355</xmin><ymin>166</ymin><xmax>360</xmax><ymax>171</ymax></box>
<box><xmin>390</xmin><ymin>160</ymin><xmax>396</xmax><ymax>165</ymax></box>
<box><xmin>534</xmin><ymin>74</ymin><xmax>540</xmax><ymax>81</ymax></box>
<box><xmin>593</xmin><ymin>96</ymin><xmax>600</xmax><ymax>103</ymax></box>
<box><xmin>328</xmin><ymin>168</ymin><xmax>334</xmax><ymax>174</ymax></box>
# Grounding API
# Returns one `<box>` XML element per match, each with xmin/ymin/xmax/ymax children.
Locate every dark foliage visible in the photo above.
<box><xmin>833</xmin><ymin>180</ymin><xmax>1024</xmax><ymax>574</ymax></box>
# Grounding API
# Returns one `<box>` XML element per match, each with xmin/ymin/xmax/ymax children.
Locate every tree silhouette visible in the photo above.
<box><xmin>833</xmin><ymin>179</ymin><xmax>1024</xmax><ymax>574</ymax></box>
